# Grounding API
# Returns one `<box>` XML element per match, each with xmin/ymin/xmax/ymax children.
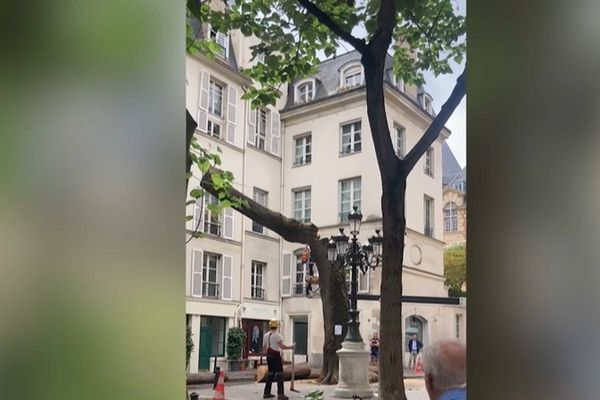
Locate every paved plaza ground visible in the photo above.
<box><xmin>187</xmin><ymin>378</ymin><xmax>427</xmax><ymax>400</ymax></box>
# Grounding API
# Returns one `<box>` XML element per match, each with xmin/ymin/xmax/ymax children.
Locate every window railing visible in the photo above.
<box><xmin>294</xmin><ymin>282</ymin><xmax>307</xmax><ymax>296</ymax></box>
<box><xmin>202</xmin><ymin>282</ymin><xmax>220</xmax><ymax>298</ymax></box>
<box><xmin>252</xmin><ymin>221</ymin><xmax>264</xmax><ymax>234</ymax></box>
<box><xmin>251</xmin><ymin>287</ymin><xmax>265</xmax><ymax>300</ymax></box>
<box><xmin>203</xmin><ymin>221</ymin><xmax>222</xmax><ymax>237</ymax></box>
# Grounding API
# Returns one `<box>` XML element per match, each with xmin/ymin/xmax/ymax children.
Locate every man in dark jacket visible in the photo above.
<box><xmin>407</xmin><ymin>334</ymin><xmax>424</xmax><ymax>370</ymax></box>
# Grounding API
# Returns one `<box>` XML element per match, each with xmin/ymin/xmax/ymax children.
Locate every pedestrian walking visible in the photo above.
<box><xmin>369</xmin><ymin>332</ymin><xmax>380</xmax><ymax>362</ymax></box>
<box><xmin>262</xmin><ymin>319</ymin><xmax>295</xmax><ymax>400</ymax></box>
<box><xmin>407</xmin><ymin>334</ymin><xmax>424</xmax><ymax>370</ymax></box>
<box><xmin>422</xmin><ymin>339</ymin><xmax>466</xmax><ymax>400</ymax></box>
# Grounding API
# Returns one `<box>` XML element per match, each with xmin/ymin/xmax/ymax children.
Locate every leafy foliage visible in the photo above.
<box><xmin>186</xmin><ymin>324</ymin><xmax>194</xmax><ymax>367</ymax></box>
<box><xmin>304</xmin><ymin>389</ymin><xmax>324</xmax><ymax>400</ymax></box>
<box><xmin>187</xmin><ymin>0</ymin><xmax>465</xmax><ymax>107</ymax></box>
<box><xmin>226</xmin><ymin>327</ymin><xmax>246</xmax><ymax>360</ymax></box>
<box><xmin>444</xmin><ymin>244</ymin><xmax>466</xmax><ymax>297</ymax></box>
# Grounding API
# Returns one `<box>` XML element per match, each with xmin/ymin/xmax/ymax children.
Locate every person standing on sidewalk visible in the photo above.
<box><xmin>407</xmin><ymin>334</ymin><xmax>424</xmax><ymax>370</ymax></box>
<box><xmin>369</xmin><ymin>332</ymin><xmax>380</xmax><ymax>362</ymax></box>
<box><xmin>262</xmin><ymin>319</ymin><xmax>295</xmax><ymax>400</ymax></box>
<box><xmin>422</xmin><ymin>339</ymin><xmax>466</xmax><ymax>400</ymax></box>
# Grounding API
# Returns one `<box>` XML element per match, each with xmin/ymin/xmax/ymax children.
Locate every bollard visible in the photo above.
<box><xmin>189</xmin><ymin>392</ymin><xmax>199</xmax><ymax>400</ymax></box>
<box><xmin>213</xmin><ymin>366</ymin><xmax>221</xmax><ymax>389</ymax></box>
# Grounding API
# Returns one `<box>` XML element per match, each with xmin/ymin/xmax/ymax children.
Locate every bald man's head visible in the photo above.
<box><xmin>422</xmin><ymin>339</ymin><xmax>466</xmax><ymax>397</ymax></box>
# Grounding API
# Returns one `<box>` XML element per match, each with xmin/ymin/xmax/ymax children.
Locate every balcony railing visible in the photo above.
<box><xmin>294</xmin><ymin>283</ymin><xmax>307</xmax><ymax>296</ymax></box>
<box><xmin>251</xmin><ymin>287</ymin><xmax>265</xmax><ymax>300</ymax></box>
<box><xmin>202</xmin><ymin>282</ymin><xmax>220</xmax><ymax>298</ymax></box>
<box><xmin>203</xmin><ymin>221</ymin><xmax>222</xmax><ymax>237</ymax></box>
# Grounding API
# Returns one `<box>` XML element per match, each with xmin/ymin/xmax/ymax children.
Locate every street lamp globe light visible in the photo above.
<box><xmin>368</xmin><ymin>229</ymin><xmax>383</xmax><ymax>260</ymax></box>
<box><xmin>348</xmin><ymin>206</ymin><xmax>362</xmax><ymax>235</ymax></box>
<box><xmin>327</xmin><ymin>238</ymin><xmax>337</xmax><ymax>263</ymax></box>
<box><xmin>334</xmin><ymin>228</ymin><xmax>349</xmax><ymax>256</ymax></box>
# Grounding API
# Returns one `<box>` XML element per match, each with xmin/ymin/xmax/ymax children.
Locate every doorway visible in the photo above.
<box><xmin>292</xmin><ymin>316</ymin><xmax>308</xmax><ymax>362</ymax></box>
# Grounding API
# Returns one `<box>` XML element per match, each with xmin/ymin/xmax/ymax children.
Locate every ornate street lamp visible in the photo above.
<box><xmin>329</xmin><ymin>206</ymin><xmax>383</xmax><ymax>399</ymax></box>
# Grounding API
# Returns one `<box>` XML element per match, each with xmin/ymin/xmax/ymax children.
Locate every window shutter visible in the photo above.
<box><xmin>222</xmin><ymin>33</ymin><xmax>230</xmax><ymax>59</ymax></box>
<box><xmin>358</xmin><ymin>269</ymin><xmax>369</xmax><ymax>293</ymax></box>
<box><xmin>198</xmin><ymin>70</ymin><xmax>210</xmax><ymax>132</ymax></box>
<box><xmin>281</xmin><ymin>253</ymin><xmax>292</xmax><ymax>297</ymax></box>
<box><xmin>226</xmin><ymin>86</ymin><xmax>237</xmax><ymax>145</ymax></box>
<box><xmin>221</xmin><ymin>255</ymin><xmax>233</xmax><ymax>300</ymax></box>
<box><xmin>247</xmin><ymin>103</ymin><xmax>256</xmax><ymax>145</ymax></box>
<box><xmin>223</xmin><ymin>207</ymin><xmax>234</xmax><ymax>239</ymax></box>
<box><xmin>192</xmin><ymin>250</ymin><xmax>203</xmax><ymax>297</ymax></box>
<box><xmin>193</xmin><ymin>196</ymin><xmax>205</xmax><ymax>233</ymax></box>
<box><xmin>270</xmin><ymin>109</ymin><xmax>281</xmax><ymax>156</ymax></box>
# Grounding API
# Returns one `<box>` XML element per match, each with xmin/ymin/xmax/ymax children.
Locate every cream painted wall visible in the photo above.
<box><xmin>243</xmin><ymin>234</ymin><xmax>281</xmax><ymax>302</ymax></box>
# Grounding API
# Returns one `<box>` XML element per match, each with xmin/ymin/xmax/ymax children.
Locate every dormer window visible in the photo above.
<box><xmin>341</xmin><ymin>64</ymin><xmax>363</xmax><ymax>89</ymax></box>
<box><xmin>295</xmin><ymin>80</ymin><xmax>315</xmax><ymax>104</ymax></box>
<box><xmin>209</xmin><ymin>26</ymin><xmax>229</xmax><ymax>59</ymax></box>
<box><xmin>423</xmin><ymin>93</ymin><xmax>434</xmax><ymax>114</ymax></box>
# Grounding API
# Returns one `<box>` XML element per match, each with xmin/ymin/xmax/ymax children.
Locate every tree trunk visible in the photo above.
<box><xmin>193</xmin><ymin>164</ymin><xmax>349</xmax><ymax>385</ymax></box>
<box><xmin>309</xmin><ymin>238</ymin><xmax>349</xmax><ymax>383</ymax></box>
<box><xmin>379</xmin><ymin>179</ymin><xmax>408</xmax><ymax>400</ymax></box>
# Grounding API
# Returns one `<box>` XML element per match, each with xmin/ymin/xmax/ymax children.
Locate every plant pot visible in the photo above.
<box><xmin>228</xmin><ymin>360</ymin><xmax>241</xmax><ymax>372</ymax></box>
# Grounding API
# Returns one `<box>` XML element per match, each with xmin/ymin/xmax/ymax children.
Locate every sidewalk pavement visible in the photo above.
<box><xmin>187</xmin><ymin>377</ymin><xmax>427</xmax><ymax>400</ymax></box>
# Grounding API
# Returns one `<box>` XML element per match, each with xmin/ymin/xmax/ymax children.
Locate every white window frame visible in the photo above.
<box><xmin>294</xmin><ymin>79</ymin><xmax>316</xmax><ymax>104</ymax></box>
<box><xmin>294</xmin><ymin>133</ymin><xmax>312</xmax><ymax>166</ymax></box>
<box><xmin>423</xmin><ymin>93</ymin><xmax>434</xmax><ymax>114</ymax></box>
<box><xmin>209</xmin><ymin>26</ymin><xmax>229</xmax><ymax>58</ymax></box>
<box><xmin>424</xmin><ymin>195</ymin><xmax>434</xmax><ymax>238</ymax></box>
<box><xmin>340</xmin><ymin>63</ymin><xmax>364</xmax><ymax>89</ymax></box>
<box><xmin>202</xmin><ymin>252</ymin><xmax>221</xmax><ymax>298</ymax></box>
<box><xmin>391</xmin><ymin>74</ymin><xmax>405</xmax><ymax>92</ymax></box>
<box><xmin>294</xmin><ymin>257</ymin><xmax>307</xmax><ymax>296</ymax></box>
<box><xmin>339</xmin><ymin>177</ymin><xmax>361</xmax><ymax>223</ymax></box>
<box><xmin>424</xmin><ymin>147</ymin><xmax>434</xmax><ymax>177</ymax></box>
<box><xmin>252</xmin><ymin>188</ymin><xmax>268</xmax><ymax>234</ymax></box>
<box><xmin>207</xmin><ymin>119</ymin><xmax>221</xmax><ymax>139</ymax></box>
<box><xmin>444</xmin><ymin>202</ymin><xmax>458</xmax><ymax>232</ymax></box>
<box><xmin>208</xmin><ymin>79</ymin><xmax>224</xmax><ymax>117</ymax></box>
<box><xmin>255</xmin><ymin>108</ymin><xmax>268</xmax><ymax>150</ymax></box>
<box><xmin>293</xmin><ymin>188</ymin><xmax>311</xmax><ymax>223</ymax></box>
<box><xmin>202</xmin><ymin>193</ymin><xmax>222</xmax><ymax>236</ymax></box>
<box><xmin>251</xmin><ymin>261</ymin><xmax>265</xmax><ymax>300</ymax></box>
<box><xmin>394</xmin><ymin>123</ymin><xmax>406</xmax><ymax>159</ymax></box>
<box><xmin>340</xmin><ymin>120</ymin><xmax>362</xmax><ymax>155</ymax></box>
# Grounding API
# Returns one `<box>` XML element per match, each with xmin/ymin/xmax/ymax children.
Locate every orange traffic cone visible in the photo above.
<box><xmin>213</xmin><ymin>370</ymin><xmax>225</xmax><ymax>400</ymax></box>
<box><xmin>415</xmin><ymin>356</ymin><xmax>424</xmax><ymax>376</ymax></box>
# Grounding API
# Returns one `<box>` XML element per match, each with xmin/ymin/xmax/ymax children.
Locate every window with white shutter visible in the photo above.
<box><xmin>281</xmin><ymin>253</ymin><xmax>292</xmax><ymax>297</ymax></box>
<box><xmin>226</xmin><ymin>86</ymin><xmax>237</xmax><ymax>145</ymax></box>
<box><xmin>223</xmin><ymin>207</ymin><xmax>234</xmax><ymax>239</ymax></box>
<box><xmin>247</xmin><ymin>103</ymin><xmax>256</xmax><ymax>146</ymax></box>
<box><xmin>197</xmin><ymin>70</ymin><xmax>210</xmax><ymax>132</ymax></box>
<box><xmin>270</xmin><ymin>109</ymin><xmax>280</xmax><ymax>156</ymax></box>
<box><xmin>221</xmin><ymin>255</ymin><xmax>233</xmax><ymax>300</ymax></box>
<box><xmin>191</xmin><ymin>249</ymin><xmax>203</xmax><ymax>297</ymax></box>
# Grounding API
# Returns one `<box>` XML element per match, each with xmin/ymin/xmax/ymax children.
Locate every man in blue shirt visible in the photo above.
<box><xmin>421</xmin><ymin>339</ymin><xmax>466</xmax><ymax>400</ymax></box>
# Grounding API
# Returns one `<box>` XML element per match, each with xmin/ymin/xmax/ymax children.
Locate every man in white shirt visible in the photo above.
<box><xmin>262</xmin><ymin>319</ymin><xmax>295</xmax><ymax>400</ymax></box>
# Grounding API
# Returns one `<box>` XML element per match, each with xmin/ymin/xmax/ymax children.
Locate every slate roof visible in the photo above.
<box><xmin>442</xmin><ymin>141</ymin><xmax>466</xmax><ymax>188</ymax></box>
<box><xmin>283</xmin><ymin>50</ymin><xmax>431</xmax><ymax>112</ymax></box>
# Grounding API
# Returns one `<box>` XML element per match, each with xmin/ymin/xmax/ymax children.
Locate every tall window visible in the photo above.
<box><xmin>255</xmin><ymin>108</ymin><xmax>267</xmax><ymax>150</ymax></box>
<box><xmin>252</xmin><ymin>188</ymin><xmax>268</xmax><ymax>233</ymax></box>
<box><xmin>294</xmin><ymin>257</ymin><xmax>306</xmax><ymax>296</ymax></box>
<box><xmin>339</xmin><ymin>178</ymin><xmax>361</xmax><ymax>223</ymax></box>
<box><xmin>296</xmin><ymin>82</ymin><xmax>314</xmax><ymax>103</ymax></box>
<box><xmin>395</xmin><ymin>124</ymin><xmax>405</xmax><ymax>158</ymax></box>
<box><xmin>203</xmin><ymin>193</ymin><xmax>222</xmax><ymax>236</ymax></box>
<box><xmin>340</xmin><ymin>121</ymin><xmax>362</xmax><ymax>155</ymax></box>
<box><xmin>424</xmin><ymin>147</ymin><xmax>434</xmax><ymax>177</ymax></box>
<box><xmin>202</xmin><ymin>253</ymin><xmax>220</xmax><ymax>297</ymax></box>
<box><xmin>251</xmin><ymin>261</ymin><xmax>265</xmax><ymax>300</ymax></box>
<box><xmin>444</xmin><ymin>202</ymin><xmax>458</xmax><ymax>232</ymax></box>
<box><xmin>294</xmin><ymin>134</ymin><xmax>312</xmax><ymax>166</ymax></box>
<box><xmin>209</xmin><ymin>28</ymin><xmax>228</xmax><ymax>58</ymax></box>
<box><xmin>293</xmin><ymin>189</ymin><xmax>311</xmax><ymax>223</ymax></box>
<box><xmin>424</xmin><ymin>196</ymin><xmax>434</xmax><ymax>237</ymax></box>
<box><xmin>342</xmin><ymin>65</ymin><xmax>363</xmax><ymax>88</ymax></box>
<box><xmin>208</xmin><ymin>80</ymin><xmax>223</xmax><ymax>117</ymax></box>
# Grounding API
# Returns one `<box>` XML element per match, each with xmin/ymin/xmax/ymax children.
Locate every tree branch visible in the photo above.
<box><xmin>298</xmin><ymin>0</ymin><xmax>367</xmax><ymax>54</ymax></box>
<box><xmin>200</xmin><ymin>168</ymin><xmax>319</xmax><ymax>244</ymax></box>
<box><xmin>186</xmin><ymin>109</ymin><xmax>197</xmax><ymax>191</ymax></box>
<box><xmin>404</xmin><ymin>67</ymin><xmax>466</xmax><ymax>173</ymax></box>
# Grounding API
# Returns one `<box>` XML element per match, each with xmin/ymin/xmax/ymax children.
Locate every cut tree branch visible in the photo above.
<box><xmin>298</xmin><ymin>0</ymin><xmax>367</xmax><ymax>54</ymax></box>
<box><xmin>201</xmin><ymin>168</ymin><xmax>319</xmax><ymax>244</ymax></box>
<box><xmin>404</xmin><ymin>67</ymin><xmax>466</xmax><ymax>173</ymax></box>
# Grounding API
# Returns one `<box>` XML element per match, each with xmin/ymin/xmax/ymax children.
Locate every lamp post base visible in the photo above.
<box><xmin>333</xmin><ymin>341</ymin><xmax>374</xmax><ymax>399</ymax></box>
